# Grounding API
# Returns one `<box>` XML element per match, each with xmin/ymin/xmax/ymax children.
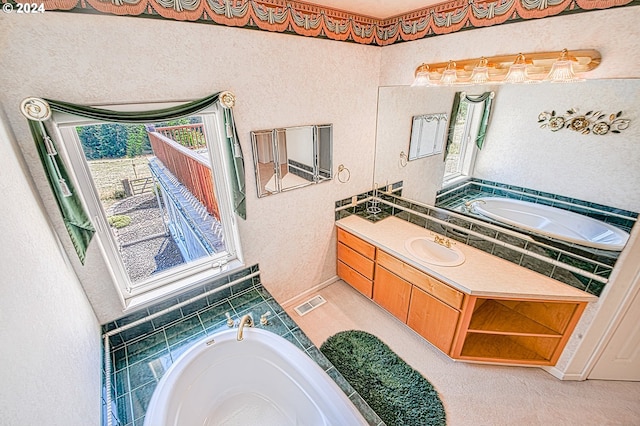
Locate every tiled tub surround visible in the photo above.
<box><xmin>335</xmin><ymin>190</ymin><xmax>614</xmax><ymax>297</ymax></box>
<box><xmin>435</xmin><ymin>178</ymin><xmax>638</xmax><ymax>255</ymax></box>
<box><xmin>101</xmin><ymin>265</ymin><xmax>382</xmax><ymax>426</ymax></box>
<box><xmin>436</xmin><ymin>178</ymin><xmax>637</xmax><ymax>238</ymax></box>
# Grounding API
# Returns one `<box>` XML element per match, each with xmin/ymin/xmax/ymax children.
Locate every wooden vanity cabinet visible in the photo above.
<box><xmin>407</xmin><ymin>286</ymin><xmax>460</xmax><ymax>354</ymax></box>
<box><xmin>337</xmin><ymin>228</ymin><xmax>376</xmax><ymax>298</ymax></box>
<box><xmin>373</xmin><ymin>264</ymin><xmax>412</xmax><ymax>322</ymax></box>
<box><xmin>375</xmin><ymin>250</ymin><xmax>464</xmax><ymax>354</ymax></box>
<box><xmin>336</xmin><ymin>224</ymin><xmax>590</xmax><ymax>367</ymax></box>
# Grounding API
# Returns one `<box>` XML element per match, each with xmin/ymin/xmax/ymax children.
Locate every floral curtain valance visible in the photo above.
<box><xmin>21</xmin><ymin>91</ymin><xmax>246</xmax><ymax>264</ymax></box>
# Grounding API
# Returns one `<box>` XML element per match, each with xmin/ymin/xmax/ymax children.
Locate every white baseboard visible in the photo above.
<box><xmin>542</xmin><ymin>366</ymin><xmax>585</xmax><ymax>381</ymax></box>
<box><xmin>281</xmin><ymin>275</ymin><xmax>340</xmax><ymax>309</ymax></box>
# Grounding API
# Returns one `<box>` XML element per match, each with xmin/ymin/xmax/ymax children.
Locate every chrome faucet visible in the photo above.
<box><xmin>236</xmin><ymin>314</ymin><xmax>254</xmax><ymax>341</ymax></box>
<box><xmin>464</xmin><ymin>199</ymin><xmax>486</xmax><ymax>212</ymax></box>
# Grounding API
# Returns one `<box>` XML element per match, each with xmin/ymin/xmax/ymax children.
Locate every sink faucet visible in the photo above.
<box><xmin>236</xmin><ymin>314</ymin><xmax>254</xmax><ymax>341</ymax></box>
<box><xmin>464</xmin><ymin>199</ymin><xmax>486</xmax><ymax>212</ymax></box>
<box><xmin>434</xmin><ymin>235</ymin><xmax>452</xmax><ymax>248</ymax></box>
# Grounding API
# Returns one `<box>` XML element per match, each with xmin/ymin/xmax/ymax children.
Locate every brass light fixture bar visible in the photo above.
<box><xmin>413</xmin><ymin>49</ymin><xmax>601</xmax><ymax>85</ymax></box>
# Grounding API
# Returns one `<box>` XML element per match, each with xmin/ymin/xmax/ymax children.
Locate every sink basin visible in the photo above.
<box><xmin>404</xmin><ymin>237</ymin><xmax>465</xmax><ymax>267</ymax></box>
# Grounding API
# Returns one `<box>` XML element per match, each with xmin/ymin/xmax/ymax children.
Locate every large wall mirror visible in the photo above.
<box><xmin>374</xmin><ymin>79</ymin><xmax>639</xmax><ymax>251</ymax></box>
<box><xmin>251</xmin><ymin>124</ymin><xmax>332</xmax><ymax>197</ymax></box>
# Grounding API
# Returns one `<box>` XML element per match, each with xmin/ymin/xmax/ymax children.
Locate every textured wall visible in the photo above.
<box><xmin>0</xmin><ymin>109</ymin><xmax>102</xmax><ymax>425</ymax></box>
<box><xmin>475</xmin><ymin>79</ymin><xmax>640</xmax><ymax>212</ymax></box>
<box><xmin>0</xmin><ymin>12</ymin><xmax>380</xmax><ymax>323</ymax></box>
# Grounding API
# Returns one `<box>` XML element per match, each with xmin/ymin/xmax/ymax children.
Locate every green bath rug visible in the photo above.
<box><xmin>320</xmin><ymin>330</ymin><xmax>446</xmax><ymax>426</ymax></box>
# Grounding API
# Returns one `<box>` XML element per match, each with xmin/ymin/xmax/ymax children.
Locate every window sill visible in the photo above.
<box><xmin>122</xmin><ymin>259</ymin><xmax>245</xmax><ymax>313</ymax></box>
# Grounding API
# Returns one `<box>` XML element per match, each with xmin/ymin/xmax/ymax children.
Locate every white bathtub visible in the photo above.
<box><xmin>143</xmin><ymin>327</ymin><xmax>368</xmax><ymax>426</ymax></box>
<box><xmin>471</xmin><ymin>197</ymin><xmax>630</xmax><ymax>251</ymax></box>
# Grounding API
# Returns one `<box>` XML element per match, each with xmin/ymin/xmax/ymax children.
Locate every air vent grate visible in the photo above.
<box><xmin>294</xmin><ymin>295</ymin><xmax>327</xmax><ymax>316</ymax></box>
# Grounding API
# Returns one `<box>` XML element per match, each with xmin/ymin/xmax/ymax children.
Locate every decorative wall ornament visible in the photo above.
<box><xmin>20</xmin><ymin>97</ymin><xmax>52</xmax><ymax>121</ymax></box>
<box><xmin>538</xmin><ymin>109</ymin><xmax>631</xmax><ymax>135</ymax></box>
<box><xmin>25</xmin><ymin>0</ymin><xmax>636</xmax><ymax>46</ymax></box>
<box><xmin>219</xmin><ymin>91</ymin><xmax>236</xmax><ymax>108</ymax></box>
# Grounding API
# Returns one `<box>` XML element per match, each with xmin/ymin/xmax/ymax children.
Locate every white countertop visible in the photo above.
<box><xmin>336</xmin><ymin>215</ymin><xmax>597</xmax><ymax>302</ymax></box>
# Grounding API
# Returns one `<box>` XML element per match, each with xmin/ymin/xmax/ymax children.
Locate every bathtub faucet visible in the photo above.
<box><xmin>464</xmin><ymin>199</ymin><xmax>486</xmax><ymax>212</ymax></box>
<box><xmin>236</xmin><ymin>314</ymin><xmax>254</xmax><ymax>341</ymax></box>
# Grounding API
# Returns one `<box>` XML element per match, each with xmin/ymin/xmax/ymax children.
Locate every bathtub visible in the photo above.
<box><xmin>143</xmin><ymin>327</ymin><xmax>368</xmax><ymax>426</ymax></box>
<box><xmin>471</xmin><ymin>197</ymin><xmax>630</xmax><ymax>251</ymax></box>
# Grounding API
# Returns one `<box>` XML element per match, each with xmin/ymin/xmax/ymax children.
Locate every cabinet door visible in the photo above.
<box><xmin>408</xmin><ymin>285</ymin><xmax>460</xmax><ymax>355</ymax></box>
<box><xmin>373</xmin><ymin>266</ymin><xmax>412</xmax><ymax>323</ymax></box>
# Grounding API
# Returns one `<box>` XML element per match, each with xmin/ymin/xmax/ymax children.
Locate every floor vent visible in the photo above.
<box><xmin>294</xmin><ymin>295</ymin><xmax>327</xmax><ymax>316</ymax></box>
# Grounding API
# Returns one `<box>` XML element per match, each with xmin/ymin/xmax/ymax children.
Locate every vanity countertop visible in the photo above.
<box><xmin>336</xmin><ymin>215</ymin><xmax>597</xmax><ymax>302</ymax></box>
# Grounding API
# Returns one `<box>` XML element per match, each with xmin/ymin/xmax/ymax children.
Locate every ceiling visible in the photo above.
<box><xmin>301</xmin><ymin>0</ymin><xmax>442</xmax><ymax>19</ymax></box>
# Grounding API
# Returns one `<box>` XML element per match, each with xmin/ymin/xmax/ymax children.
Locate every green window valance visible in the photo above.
<box><xmin>444</xmin><ymin>91</ymin><xmax>494</xmax><ymax>160</ymax></box>
<box><xmin>21</xmin><ymin>91</ymin><xmax>246</xmax><ymax>264</ymax></box>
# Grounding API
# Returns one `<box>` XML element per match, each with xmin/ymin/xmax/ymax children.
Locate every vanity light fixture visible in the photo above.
<box><xmin>440</xmin><ymin>61</ymin><xmax>458</xmax><ymax>85</ymax></box>
<box><xmin>469</xmin><ymin>57</ymin><xmax>490</xmax><ymax>84</ymax></box>
<box><xmin>545</xmin><ymin>49</ymin><xmax>583</xmax><ymax>82</ymax></box>
<box><xmin>411</xmin><ymin>63</ymin><xmax>432</xmax><ymax>87</ymax></box>
<box><xmin>411</xmin><ymin>49</ymin><xmax>600</xmax><ymax>86</ymax></box>
<box><xmin>503</xmin><ymin>53</ymin><xmax>537</xmax><ymax>84</ymax></box>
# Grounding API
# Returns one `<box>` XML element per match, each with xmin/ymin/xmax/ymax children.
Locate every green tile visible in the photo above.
<box><xmin>326</xmin><ymin>366</ymin><xmax>356</xmax><ymax>396</ymax></box>
<box><xmin>520</xmin><ymin>255</ymin><xmax>554</xmax><ymax>276</ymax></box>
<box><xmin>164</xmin><ymin>315</ymin><xmax>205</xmax><ymax>346</ymax></box>
<box><xmin>116</xmin><ymin>394</ymin><xmax>133</xmax><ymax>425</ymax></box>
<box><xmin>198</xmin><ymin>300</ymin><xmax>233</xmax><ymax>329</ymax></box>
<box><xmin>229</xmin><ymin>288</ymin><xmax>263</xmax><ymax>311</ymax></box>
<box><xmin>131</xmin><ymin>381</ymin><xmax>157</xmax><ymax>421</ymax></box>
<box><xmin>126</xmin><ymin>331</ymin><xmax>169</xmax><ymax>365</ymax></box>
<box><xmin>128</xmin><ymin>350</ymin><xmax>170</xmax><ymax>390</ymax></box>
<box><xmin>587</xmin><ymin>280</ymin><xmax>606</xmax><ymax>297</ymax></box>
<box><xmin>349</xmin><ymin>393</ymin><xmax>384</xmax><ymax>426</ymax></box>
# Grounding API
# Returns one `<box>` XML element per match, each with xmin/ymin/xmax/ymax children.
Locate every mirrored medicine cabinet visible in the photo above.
<box><xmin>408</xmin><ymin>113</ymin><xmax>448</xmax><ymax>160</ymax></box>
<box><xmin>251</xmin><ymin>124</ymin><xmax>332</xmax><ymax>197</ymax></box>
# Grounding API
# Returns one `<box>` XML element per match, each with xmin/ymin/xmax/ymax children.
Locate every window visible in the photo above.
<box><xmin>443</xmin><ymin>92</ymin><xmax>494</xmax><ymax>185</ymax></box>
<box><xmin>52</xmin><ymin>102</ymin><xmax>243</xmax><ymax>308</ymax></box>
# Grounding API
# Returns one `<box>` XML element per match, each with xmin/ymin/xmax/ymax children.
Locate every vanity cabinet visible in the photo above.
<box><xmin>335</xmin><ymin>218</ymin><xmax>594</xmax><ymax>368</ymax></box>
<box><xmin>451</xmin><ymin>297</ymin><xmax>587</xmax><ymax>365</ymax></box>
<box><xmin>337</xmin><ymin>228</ymin><xmax>376</xmax><ymax>298</ymax></box>
<box><xmin>373</xmin><ymin>264</ymin><xmax>412</xmax><ymax>322</ymax></box>
<box><xmin>376</xmin><ymin>250</ymin><xmax>464</xmax><ymax>354</ymax></box>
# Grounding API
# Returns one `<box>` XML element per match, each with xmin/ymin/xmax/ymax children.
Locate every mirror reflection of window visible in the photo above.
<box><xmin>408</xmin><ymin>113</ymin><xmax>448</xmax><ymax>160</ymax></box>
<box><xmin>252</xmin><ymin>130</ymin><xmax>278</xmax><ymax>194</ymax></box>
<box><xmin>444</xmin><ymin>92</ymin><xmax>494</xmax><ymax>184</ymax></box>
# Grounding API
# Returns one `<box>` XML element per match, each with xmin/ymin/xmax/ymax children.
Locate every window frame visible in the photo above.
<box><xmin>443</xmin><ymin>101</ymin><xmax>483</xmax><ymax>185</ymax></box>
<box><xmin>51</xmin><ymin>101</ymin><xmax>244</xmax><ymax>309</ymax></box>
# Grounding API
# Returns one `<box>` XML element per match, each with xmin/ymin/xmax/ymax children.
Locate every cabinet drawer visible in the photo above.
<box><xmin>377</xmin><ymin>250</ymin><xmax>463</xmax><ymax>310</ymax></box>
<box><xmin>338</xmin><ymin>261</ymin><xmax>373</xmax><ymax>298</ymax></box>
<box><xmin>338</xmin><ymin>242</ymin><xmax>375</xmax><ymax>279</ymax></box>
<box><xmin>337</xmin><ymin>228</ymin><xmax>375</xmax><ymax>259</ymax></box>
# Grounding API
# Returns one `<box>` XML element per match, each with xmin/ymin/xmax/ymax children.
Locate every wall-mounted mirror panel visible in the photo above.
<box><xmin>374</xmin><ymin>79</ymin><xmax>639</xmax><ymax>253</ymax></box>
<box><xmin>408</xmin><ymin>113</ymin><xmax>447</xmax><ymax>160</ymax></box>
<box><xmin>251</xmin><ymin>124</ymin><xmax>332</xmax><ymax>197</ymax></box>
